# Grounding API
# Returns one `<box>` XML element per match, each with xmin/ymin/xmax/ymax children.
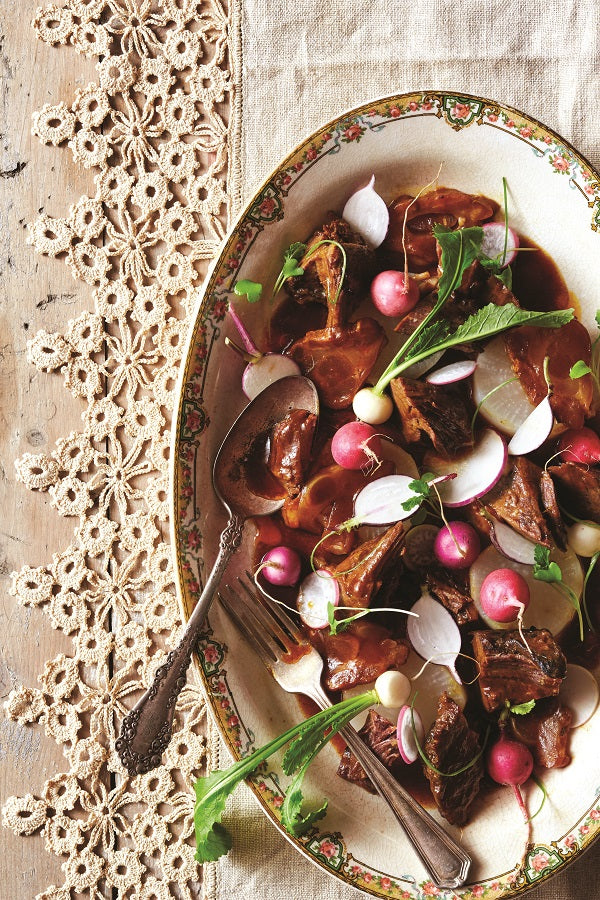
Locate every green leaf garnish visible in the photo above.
<box><xmin>233</xmin><ymin>279</ymin><xmax>263</xmax><ymax>303</ymax></box>
<box><xmin>582</xmin><ymin>551</ymin><xmax>600</xmax><ymax>633</ymax></box>
<box><xmin>596</xmin><ymin>309</ymin><xmax>600</xmax><ymax>328</ymax></box>
<box><xmin>193</xmin><ymin>689</ymin><xmax>377</xmax><ymax>862</ymax></box>
<box><xmin>401</xmin><ymin>473</ymin><xmax>436</xmax><ymax>512</ymax></box>
<box><xmin>510</xmin><ymin>699</ymin><xmax>536</xmax><ymax>716</ymax></box>
<box><xmin>570</xmin><ymin>360</ymin><xmax>593</xmax><ymax>380</ymax></box>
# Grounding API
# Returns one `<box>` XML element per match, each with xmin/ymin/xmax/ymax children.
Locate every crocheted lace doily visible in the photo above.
<box><xmin>2</xmin><ymin>2</ymin><xmax>231</xmax><ymax>897</ymax></box>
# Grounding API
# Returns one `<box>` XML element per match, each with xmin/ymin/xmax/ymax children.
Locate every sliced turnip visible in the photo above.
<box><xmin>481</xmin><ymin>221</ymin><xmax>519</xmax><ymax>267</ymax></box>
<box><xmin>559</xmin><ymin>664</ymin><xmax>599</xmax><ymax>727</ymax></box>
<box><xmin>507</xmin><ymin>395</ymin><xmax>554</xmax><ymax>456</ymax></box>
<box><xmin>397</xmin><ymin>705</ymin><xmax>425</xmax><ymax>764</ymax></box>
<box><xmin>407</xmin><ymin>591</ymin><xmax>462</xmax><ymax>684</ymax></box>
<box><xmin>342</xmin><ymin>175</ymin><xmax>389</xmax><ymax>249</ymax></box>
<box><xmin>489</xmin><ymin>518</ymin><xmax>537</xmax><ymax>565</ymax></box>
<box><xmin>353</xmin><ymin>474</ymin><xmax>422</xmax><ymax>525</ymax></box>
<box><xmin>242</xmin><ymin>353</ymin><xmax>301</xmax><ymax>400</ymax></box>
<box><xmin>470</xmin><ymin>544</ymin><xmax>582</xmax><ymax>634</ymax></box>
<box><xmin>472</xmin><ymin>336</ymin><xmax>535</xmax><ymax>436</ymax></box>
<box><xmin>297</xmin><ymin>570</ymin><xmax>339</xmax><ymax>629</ymax></box>
<box><xmin>426</xmin><ymin>359</ymin><xmax>477</xmax><ymax>386</ymax></box>
<box><xmin>424</xmin><ymin>428</ymin><xmax>507</xmax><ymax>508</ymax></box>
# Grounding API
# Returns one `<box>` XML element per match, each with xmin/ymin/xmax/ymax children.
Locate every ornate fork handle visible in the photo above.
<box><xmin>116</xmin><ymin>513</ymin><xmax>245</xmax><ymax>775</ymax></box>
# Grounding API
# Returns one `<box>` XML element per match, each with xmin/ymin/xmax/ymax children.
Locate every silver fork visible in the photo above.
<box><xmin>218</xmin><ymin>575</ymin><xmax>471</xmax><ymax>889</ymax></box>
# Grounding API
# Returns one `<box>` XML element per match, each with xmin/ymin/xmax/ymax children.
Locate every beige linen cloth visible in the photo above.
<box><xmin>206</xmin><ymin>1</ymin><xmax>600</xmax><ymax>898</ymax></box>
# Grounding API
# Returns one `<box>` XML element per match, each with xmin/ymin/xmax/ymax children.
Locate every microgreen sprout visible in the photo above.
<box><xmin>582</xmin><ymin>551</ymin><xmax>600</xmax><ymax>633</ymax></box>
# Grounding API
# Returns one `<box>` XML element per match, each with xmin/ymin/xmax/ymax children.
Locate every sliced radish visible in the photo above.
<box><xmin>407</xmin><ymin>591</ymin><xmax>462</xmax><ymax>684</ymax></box>
<box><xmin>424</xmin><ymin>428</ymin><xmax>507</xmax><ymax>508</ymax></box>
<box><xmin>354</xmin><ymin>474</ymin><xmax>421</xmax><ymax>525</ymax></box>
<box><xmin>559</xmin><ymin>664</ymin><xmax>599</xmax><ymax>727</ymax></box>
<box><xmin>507</xmin><ymin>395</ymin><xmax>554</xmax><ymax>456</ymax></box>
<box><xmin>400</xmin><ymin>650</ymin><xmax>467</xmax><ymax>731</ymax></box>
<box><xmin>242</xmin><ymin>354</ymin><xmax>301</xmax><ymax>400</ymax></box>
<box><xmin>481</xmin><ymin>222</ymin><xmax>519</xmax><ymax>267</ymax></box>
<box><xmin>426</xmin><ymin>359</ymin><xmax>477</xmax><ymax>385</ymax></box>
<box><xmin>470</xmin><ymin>544</ymin><xmax>582</xmax><ymax>634</ymax></box>
<box><xmin>379</xmin><ymin>440</ymin><xmax>419</xmax><ymax>479</ymax></box>
<box><xmin>403</xmin><ymin>524</ymin><xmax>440</xmax><ymax>571</ymax></box>
<box><xmin>297</xmin><ymin>570</ymin><xmax>339</xmax><ymax>629</ymax></box>
<box><xmin>489</xmin><ymin>518</ymin><xmax>537</xmax><ymax>565</ymax></box>
<box><xmin>402</xmin><ymin>349</ymin><xmax>444</xmax><ymax>379</ymax></box>
<box><xmin>342</xmin><ymin>175</ymin><xmax>389</xmax><ymax>249</ymax></box>
<box><xmin>397</xmin><ymin>705</ymin><xmax>425</xmax><ymax>764</ymax></box>
<box><xmin>472</xmin><ymin>336</ymin><xmax>535</xmax><ymax>436</ymax></box>
<box><xmin>229</xmin><ymin>305</ymin><xmax>260</xmax><ymax>356</ymax></box>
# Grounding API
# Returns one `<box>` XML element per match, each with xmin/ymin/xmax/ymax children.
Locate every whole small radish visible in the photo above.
<box><xmin>558</xmin><ymin>427</ymin><xmax>600</xmax><ymax>465</ymax></box>
<box><xmin>370</xmin><ymin>270</ymin><xmax>419</xmax><ymax>317</ymax></box>
<box><xmin>479</xmin><ymin>568</ymin><xmax>530</xmax><ymax>623</ymax></box>
<box><xmin>259</xmin><ymin>546</ymin><xmax>302</xmax><ymax>586</ymax></box>
<box><xmin>487</xmin><ymin>731</ymin><xmax>534</xmax><ymax>821</ymax></box>
<box><xmin>352</xmin><ymin>387</ymin><xmax>394</xmax><ymax>425</ymax></box>
<box><xmin>433</xmin><ymin>522</ymin><xmax>481</xmax><ymax>569</ymax></box>
<box><xmin>331</xmin><ymin>421</ymin><xmax>382</xmax><ymax>470</ymax></box>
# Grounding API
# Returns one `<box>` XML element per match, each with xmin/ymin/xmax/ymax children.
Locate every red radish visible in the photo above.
<box><xmin>558</xmin><ymin>427</ymin><xmax>600</xmax><ymax>464</ymax></box>
<box><xmin>352</xmin><ymin>387</ymin><xmax>394</xmax><ymax>425</ymax></box>
<box><xmin>426</xmin><ymin>359</ymin><xmax>477</xmax><ymax>386</ymax></box>
<box><xmin>342</xmin><ymin>175</ymin><xmax>389</xmax><ymax>249</ymax></box>
<box><xmin>370</xmin><ymin>270</ymin><xmax>419</xmax><ymax>317</ymax></box>
<box><xmin>260</xmin><ymin>546</ymin><xmax>302</xmax><ymax>587</ymax></box>
<box><xmin>433</xmin><ymin>521</ymin><xmax>481</xmax><ymax>569</ymax></box>
<box><xmin>479</xmin><ymin>568</ymin><xmax>530</xmax><ymax>623</ymax></box>
<box><xmin>425</xmin><ymin>429</ymin><xmax>507</xmax><ymax>508</ymax></box>
<box><xmin>297</xmin><ymin>570</ymin><xmax>339</xmax><ymax>629</ymax></box>
<box><xmin>397</xmin><ymin>705</ymin><xmax>425</xmax><ymax>764</ymax></box>
<box><xmin>331</xmin><ymin>421</ymin><xmax>382</xmax><ymax>470</ymax></box>
<box><xmin>481</xmin><ymin>222</ymin><xmax>519</xmax><ymax>268</ymax></box>
<box><xmin>507</xmin><ymin>395</ymin><xmax>554</xmax><ymax>456</ymax></box>
<box><xmin>487</xmin><ymin>732</ymin><xmax>534</xmax><ymax>821</ymax></box>
<box><xmin>241</xmin><ymin>354</ymin><xmax>301</xmax><ymax>400</ymax></box>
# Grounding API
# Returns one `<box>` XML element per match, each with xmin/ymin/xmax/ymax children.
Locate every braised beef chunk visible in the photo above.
<box><xmin>472</xmin><ymin>628</ymin><xmax>567</xmax><ymax>713</ymax></box>
<box><xmin>510</xmin><ymin>698</ymin><xmax>573</xmax><ymax>768</ymax></box>
<box><xmin>390</xmin><ymin>377</ymin><xmax>473</xmax><ymax>457</ymax></box>
<box><xmin>539</xmin><ymin>470</ymin><xmax>567</xmax><ymax>550</ymax></box>
<box><xmin>485</xmin><ymin>457</ymin><xmax>555</xmax><ymax>547</ymax></box>
<box><xmin>332</xmin><ymin>521</ymin><xmax>405</xmax><ymax>609</ymax></box>
<box><xmin>267</xmin><ymin>410</ymin><xmax>317</xmax><ymax>497</ymax></box>
<box><xmin>337</xmin><ymin>710</ymin><xmax>402</xmax><ymax>793</ymax></box>
<box><xmin>307</xmin><ymin>620</ymin><xmax>409</xmax><ymax>691</ymax></box>
<box><xmin>427</xmin><ymin>569</ymin><xmax>479</xmax><ymax>625</ymax></box>
<box><xmin>548</xmin><ymin>462</ymin><xmax>600</xmax><ymax>523</ymax></box>
<box><xmin>423</xmin><ymin>693</ymin><xmax>483</xmax><ymax>826</ymax></box>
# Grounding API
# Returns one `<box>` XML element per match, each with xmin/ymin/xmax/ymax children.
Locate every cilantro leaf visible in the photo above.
<box><xmin>533</xmin><ymin>544</ymin><xmax>563</xmax><ymax>583</ymax></box>
<box><xmin>570</xmin><ymin>360</ymin><xmax>593</xmax><ymax>379</ymax></box>
<box><xmin>233</xmin><ymin>279</ymin><xmax>263</xmax><ymax>304</ymax></box>
<box><xmin>510</xmin><ymin>699</ymin><xmax>536</xmax><ymax>716</ymax></box>
<box><xmin>596</xmin><ymin>309</ymin><xmax>600</xmax><ymax>328</ymax></box>
<box><xmin>401</xmin><ymin>473</ymin><xmax>436</xmax><ymax>511</ymax></box>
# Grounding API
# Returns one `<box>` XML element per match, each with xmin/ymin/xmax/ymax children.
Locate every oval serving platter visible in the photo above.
<box><xmin>171</xmin><ymin>91</ymin><xmax>600</xmax><ymax>898</ymax></box>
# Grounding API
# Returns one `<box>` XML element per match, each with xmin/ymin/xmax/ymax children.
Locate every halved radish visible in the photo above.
<box><xmin>472</xmin><ymin>336</ymin><xmax>535</xmax><ymax>436</ymax></box>
<box><xmin>488</xmin><ymin>518</ymin><xmax>537</xmax><ymax>565</ymax></box>
<box><xmin>379</xmin><ymin>440</ymin><xmax>419</xmax><ymax>479</ymax></box>
<box><xmin>397</xmin><ymin>705</ymin><xmax>425</xmax><ymax>764</ymax></box>
<box><xmin>481</xmin><ymin>222</ymin><xmax>519</xmax><ymax>267</ymax></box>
<box><xmin>507</xmin><ymin>395</ymin><xmax>554</xmax><ymax>456</ymax></box>
<box><xmin>353</xmin><ymin>474</ymin><xmax>422</xmax><ymax>524</ymax></box>
<box><xmin>426</xmin><ymin>359</ymin><xmax>477</xmax><ymax>385</ymax></box>
<box><xmin>424</xmin><ymin>429</ymin><xmax>507</xmax><ymax>508</ymax></box>
<box><xmin>342</xmin><ymin>175</ymin><xmax>389</xmax><ymax>249</ymax></box>
<box><xmin>407</xmin><ymin>592</ymin><xmax>462</xmax><ymax>684</ymax></box>
<box><xmin>469</xmin><ymin>544</ymin><xmax>582</xmax><ymax>634</ymax></box>
<box><xmin>559</xmin><ymin>664</ymin><xmax>599</xmax><ymax>727</ymax></box>
<box><xmin>297</xmin><ymin>570</ymin><xmax>339</xmax><ymax>629</ymax></box>
<box><xmin>403</xmin><ymin>524</ymin><xmax>440</xmax><ymax>571</ymax></box>
<box><xmin>242</xmin><ymin>354</ymin><xmax>301</xmax><ymax>400</ymax></box>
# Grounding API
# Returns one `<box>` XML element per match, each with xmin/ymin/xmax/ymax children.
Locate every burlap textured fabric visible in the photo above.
<box><xmin>207</xmin><ymin>2</ymin><xmax>600</xmax><ymax>896</ymax></box>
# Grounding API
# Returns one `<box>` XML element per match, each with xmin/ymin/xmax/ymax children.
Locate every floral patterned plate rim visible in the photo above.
<box><xmin>171</xmin><ymin>91</ymin><xmax>600</xmax><ymax>898</ymax></box>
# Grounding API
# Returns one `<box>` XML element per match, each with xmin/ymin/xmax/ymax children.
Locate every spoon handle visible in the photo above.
<box><xmin>116</xmin><ymin>513</ymin><xmax>245</xmax><ymax>775</ymax></box>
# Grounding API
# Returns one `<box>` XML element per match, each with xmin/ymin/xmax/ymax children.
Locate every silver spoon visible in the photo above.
<box><xmin>116</xmin><ymin>375</ymin><xmax>319</xmax><ymax>775</ymax></box>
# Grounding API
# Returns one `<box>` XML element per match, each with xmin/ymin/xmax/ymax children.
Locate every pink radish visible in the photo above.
<box><xmin>426</xmin><ymin>359</ymin><xmax>477</xmax><ymax>386</ymax></box>
<box><xmin>342</xmin><ymin>175</ymin><xmax>390</xmax><ymax>249</ymax></box>
<box><xmin>241</xmin><ymin>354</ymin><xmax>301</xmax><ymax>400</ymax></box>
<box><xmin>229</xmin><ymin>305</ymin><xmax>261</xmax><ymax>356</ymax></box>
<box><xmin>370</xmin><ymin>270</ymin><xmax>420</xmax><ymax>317</ymax></box>
<box><xmin>507</xmin><ymin>395</ymin><xmax>554</xmax><ymax>456</ymax></box>
<box><xmin>260</xmin><ymin>546</ymin><xmax>302</xmax><ymax>587</ymax></box>
<box><xmin>425</xmin><ymin>429</ymin><xmax>507</xmax><ymax>508</ymax></box>
<box><xmin>479</xmin><ymin>568</ymin><xmax>530</xmax><ymax>623</ymax></box>
<box><xmin>297</xmin><ymin>570</ymin><xmax>339</xmax><ymax>629</ymax></box>
<box><xmin>488</xmin><ymin>518</ymin><xmax>537</xmax><ymax>565</ymax></box>
<box><xmin>397</xmin><ymin>705</ymin><xmax>425</xmax><ymax>764</ymax></box>
<box><xmin>331</xmin><ymin>421</ymin><xmax>382</xmax><ymax>470</ymax></box>
<box><xmin>558</xmin><ymin>427</ymin><xmax>600</xmax><ymax>464</ymax></box>
<box><xmin>433</xmin><ymin>521</ymin><xmax>481</xmax><ymax>570</ymax></box>
<box><xmin>481</xmin><ymin>222</ymin><xmax>519</xmax><ymax>268</ymax></box>
<box><xmin>487</xmin><ymin>732</ymin><xmax>534</xmax><ymax>821</ymax></box>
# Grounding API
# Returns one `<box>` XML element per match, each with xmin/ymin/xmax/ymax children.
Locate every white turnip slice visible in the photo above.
<box><xmin>472</xmin><ymin>336</ymin><xmax>535</xmax><ymax>436</ymax></box>
<box><xmin>342</xmin><ymin>175</ymin><xmax>389</xmax><ymax>249</ymax></box>
<box><xmin>559</xmin><ymin>664</ymin><xmax>599</xmax><ymax>727</ymax></box>
<box><xmin>424</xmin><ymin>428</ymin><xmax>507</xmax><ymax>508</ymax></box>
<box><xmin>507</xmin><ymin>395</ymin><xmax>554</xmax><ymax>456</ymax></box>
<box><xmin>407</xmin><ymin>591</ymin><xmax>462</xmax><ymax>684</ymax></box>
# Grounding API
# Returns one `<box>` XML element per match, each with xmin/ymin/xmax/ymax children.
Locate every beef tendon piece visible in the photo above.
<box><xmin>510</xmin><ymin>698</ymin><xmax>573</xmax><ymax>768</ymax></box>
<box><xmin>548</xmin><ymin>462</ymin><xmax>600</xmax><ymax>523</ymax></box>
<box><xmin>332</xmin><ymin>521</ymin><xmax>405</xmax><ymax>609</ymax></box>
<box><xmin>390</xmin><ymin>376</ymin><xmax>473</xmax><ymax>457</ymax></box>
<box><xmin>337</xmin><ymin>710</ymin><xmax>401</xmax><ymax>793</ymax></box>
<box><xmin>267</xmin><ymin>410</ymin><xmax>317</xmax><ymax>497</ymax></box>
<box><xmin>307</xmin><ymin>619</ymin><xmax>409</xmax><ymax>692</ymax></box>
<box><xmin>423</xmin><ymin>693</ymin><xmax>484</xmax><ymax>826</ymax></box>
<box><xmin>426</xmin><ymin>569</ymin><xmax>479</xmax><ymax>625</ymax></box>
<box><xmin>485</xmin><ymin>457</ymin><xmax>555</xmax><ymax>547</ymax></box>
<box><xmin>472</xmin><ymin>628</ymin><xmax>567</xmax><ymax>713</ymax></box>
